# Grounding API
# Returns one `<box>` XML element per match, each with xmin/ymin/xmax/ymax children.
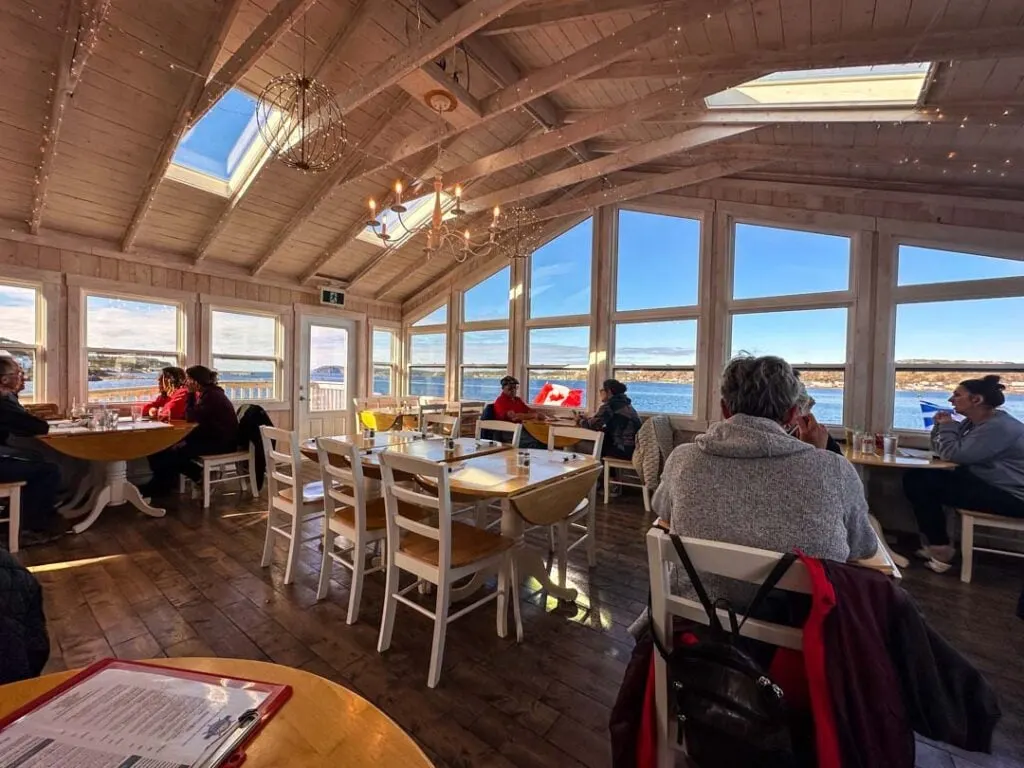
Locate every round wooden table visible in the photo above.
<box><xmin>522</xmin><ymin>420</ymin><xmax>580</xmax><ymax>448</ymax></box>
<box><xmin>0</xmin><ymin>658</ymin><xmax>433</xmax><ymax>768</ymax></box>
<box><xmin>39</xmin><ymin>420</ymin><xmax>194</xmax><ymax>533</ymax></box>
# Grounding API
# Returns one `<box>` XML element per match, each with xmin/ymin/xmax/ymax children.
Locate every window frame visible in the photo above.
<box><xmin>721</xmin><ymin>208</ymin><xmax>865</xmax><ymax>427</ymax></box>
<box><xmin>405</xmin><ymin>299</ymin><xmax>449</xmax><ymax>400</ymax></box>
<box><xmin>881</xmin><ymin>231</ymin><xmax>1024</xmax><ymax>433</ymax></box>
<box><xmin>610</xmin><ymin>203</ymin><xmax>708</xmax><ymax>417</ymax></box>
<box><xmin>201</xmin><ymin>298</ymin><xmax>289</xmax><ymax>405</ymax></box>
<box><xmin>370</xmin><ymin>321</ymin><xmax>400</xmax><ymax>397</ymax></box>
<box><xmin>0</xmin><ymin>274</ymin><xmax>55</xmax><ymax>406</ymax></box>
<box><xmin>458</xmin><ymin>264</ymin><xmax>512</xmax><ymax>400</ymax></box>
<box><xmin>525</xmin><ymin>324</ymin><xmax>591</xmax><ymax>408</ymax></box>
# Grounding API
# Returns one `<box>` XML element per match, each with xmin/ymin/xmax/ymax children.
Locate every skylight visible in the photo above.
<box><xmin>167</xmin><ymin>88</ymin><xmax>268</xmax><ymax>195</ymax></box>
<box><xmin>356</xmin><ymin>191</ymin><xmax>455</xmax><ymax>250</ymax></box>
<box><xmin>705</xmin><ymin>63</ymin><xmax>933</xmax><ymax>109</ymax></box>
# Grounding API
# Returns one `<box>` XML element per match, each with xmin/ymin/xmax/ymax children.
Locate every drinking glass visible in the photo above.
<box><xmin>131</xmin><ymin>405</ymin><xmax>144</xmax><ymax>424</ymax></box>
<box><xmin>883</xmin><ymin>432</ymin><xmax>899</xmax><ymax>457</ymax></box>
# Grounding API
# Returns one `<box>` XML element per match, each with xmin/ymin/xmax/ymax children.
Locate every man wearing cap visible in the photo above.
<box><xmin>493</xmin><ymin>376</ymin><xmax>549</xmax><ymax>447</ymax></box>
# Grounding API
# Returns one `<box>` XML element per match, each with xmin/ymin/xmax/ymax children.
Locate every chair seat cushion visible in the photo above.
<box><xmin>278</xmin><ymin>482</ymin><xmax>326</xmax><ymax>504</ymax></box>
<box><xmin>400</xmin><ymin>521</ymin><xmax>514</xmax><ymax>567</ymax></box>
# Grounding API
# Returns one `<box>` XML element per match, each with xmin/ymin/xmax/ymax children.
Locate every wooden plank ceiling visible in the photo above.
<box><xmin>1</xmin><ymin>0</ymin><xmax>1023</xmax><ymax>303</ymax></box>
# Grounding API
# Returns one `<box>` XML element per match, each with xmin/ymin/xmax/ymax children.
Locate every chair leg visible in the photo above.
<box><xmin>427</xmin><ymin>576</ymin><xmax>451</xmax><ymax>688</ymax></box>
<box><xmin>377</xmin><ymin>559</ymin><xmax>399</xmax><ymax>653</ymax></box>
<box><xmin>497</xmin><ymin>556</ymin><xmax>508</xmax><ymax>639</ymax></box>
<box><xmin>586</xmin><ymin>500</ymin><xmax>597</xmax><ymax>568</ymax></box>
<box><xmin>642</xmin><ymin>484</ymin><xmax>651</xmax><ymax>513</ymax></box>
<box><xmin>260</xmin><ymin>507</ymin><xmax>276</xmax><ymax>568</ymax></box>
<box><xmin>960</xmin><ymin>515</ymin><xmax>975</xmax><ymax>584</ymax></box>
<box><xmin>557</xmin><ymin>520</ymin><xmax>569</xmax><ymax>589</ymax></box>
<box><xmin>316</xmin><ymin>518</ymin><xmax>333</xmax><ymax>601</ymax></box>
<box><xmin>248</xmin><ymin>457</ymin><xmax>258</xmax><ymax>498</ymax></box>
<box><xmin>510</xmin><ymin>551</ymin><xmax>523</xmax><ymax>643</ymax></box>
<box><xmin>202</xmin><ymin>464</ymin><xmax>212</xmax><ymax>509</ymax></box>
<box><xmin>473</xmin><ymin>500</ymin><xmax>486</xmax><ymax>529</ymax></box>
<box><xmin>603</xmin><ymin>463</ymin><xmax>610</xmax><ymax>505</ymax></box>
<box><xmin>238</xmin><ymin>462</ymin><xmax>249</xmax><ymax>496</ymax></box>
<box><xmin>9</xmin><ymin>489</ymin><xmax>20</xmax><ymax>555</ymax></box>
<box><xmin>178</xmin><ymin>475</ymin><xmax>186</xmax><ymax>494</ymax></box>
<box><xmin>346</xmin><ymin>537</ymin><xmax>366</xmax><ymax>625</ymax></box>
<box><xmin>283</xmin><ymin>511</ymin><xmax>302</xmax><ymax>585</ymax></box>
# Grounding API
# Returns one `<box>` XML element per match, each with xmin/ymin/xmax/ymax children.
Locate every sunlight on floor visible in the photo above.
<box><xmin>28</xmin><ymin>554</ymin><xmax>125</xmax><ymax>574</ymax></box>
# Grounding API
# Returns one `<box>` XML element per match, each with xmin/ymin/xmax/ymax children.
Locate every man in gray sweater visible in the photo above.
<box><xmin>653</xmin><ymin>354</ymin><xmax>877</xmax><ymax>602</ymax></box>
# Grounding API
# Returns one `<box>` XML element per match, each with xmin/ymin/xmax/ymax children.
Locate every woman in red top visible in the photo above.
<box><xmin>142</xmin><ymin>367</ymin><xmax>187</xmax><ymax>420</ymax></box>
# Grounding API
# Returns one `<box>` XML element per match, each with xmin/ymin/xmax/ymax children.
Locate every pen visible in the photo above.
<box><xmin>195</xmin><ymin>708</ymin><xmax>262</xmax><ymax>768</ymax></box>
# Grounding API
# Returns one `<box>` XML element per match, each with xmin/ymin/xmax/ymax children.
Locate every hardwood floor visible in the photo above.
<box><xmin>16</xmin><ymin>484</ymin><xmax>1024</xmax><ymax>768</ymax></box>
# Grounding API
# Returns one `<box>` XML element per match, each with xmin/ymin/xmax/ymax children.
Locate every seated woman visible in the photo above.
<box><xmin>141</xmin><ymin>365</ymin><xmax>240</xmax><ymax>497</ymax></box>
<box><xmin>577</xmin><ymin>378</ymin><xmax>641</xmax><ymax>459</ymax></box>
<box><xmin>141</xmin><ymin>366</ymin><xmax>187</xmax><ymax>421</ymax></box>
<box><xmin>903</xmin><ymin>375</ymin><xmax>1024</xmax><ymax>573</ymax></box>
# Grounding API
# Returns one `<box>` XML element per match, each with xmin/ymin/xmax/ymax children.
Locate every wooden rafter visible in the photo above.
<box><xmin>332</xmin><ymin>0</ymin><xmax>530</xmax><ymax>113</ymax></box>
<box><xmin>191</xmin><ymin>0</ymin><xmax>319</xmax><ymax>125</ymax></box>
<box><xmin>531</xmin><ymin>158</ymin><xmax>768</xmax><ymax>222</ymax></box>
<box><xmin>121</xmin><ymin>0</ymin><xmax>245</xmax><ymax>252</ymax></box>
<box><xmin>464</xmin><ymin>126</ymin><xmax>759</xmax><ymax>212</ymax></box>
<box><xmin>193</xmin><ymin>0</ymin><xmax>373</xmax><ymax>263</ymax></box>
<box><xmin>583</xmin><ymin>26</ymin><xmax>1024</xmax><ymax>81</ymax></box>
<box><xmin>480</xmin><ymin>0</ymin><xmax>684</xmax><ymax>35</ymax></box>
<box><xmin>248</xmin><ymin>92</ymin><xmax>413</xmax><ymax>277</ymax></box>
<box><xmin>30</xmin><ymin>0</ymin><xmax>111</xmax><ymax>234</ymax></box>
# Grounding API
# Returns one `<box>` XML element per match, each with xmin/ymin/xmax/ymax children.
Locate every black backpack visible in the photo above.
<box><xmin>652</xmin><ymin>534</ymin><xmax>799</xmax><ymax>768</ymax></box>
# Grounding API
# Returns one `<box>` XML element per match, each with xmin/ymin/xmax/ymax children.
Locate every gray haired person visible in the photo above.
<box><xmin>652</xmin><ymin>354</ymin><xmax>877</xmax><ymax>602</ymax></box>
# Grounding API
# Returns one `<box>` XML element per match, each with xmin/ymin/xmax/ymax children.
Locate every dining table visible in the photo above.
<box><xmin>0</xmin><ymin>657</ymin><xmax>433</xmax><ymax>767</ymax></box>
<box><xmin>40</xmin><ymin>419</ymin><xmax>194</xmax><ymax>533</ymax></box>
<box><xmin>522</xmin><ymin>418</ymin><xmax>583</xmax><ymax>449</ymax></box>
<box><xmin>357</xmin><ymin>408</ymin><xmax>418</xmax><ymax>432</ymax></box>
<box><xmin>843</xmin><ymin>444</ymin><xmax>956</xmax><ymax>568</ymax></box>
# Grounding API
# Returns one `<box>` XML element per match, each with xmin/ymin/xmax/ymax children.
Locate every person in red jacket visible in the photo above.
<box><xmin>141</xmin><ymin>367</ymin><xmax>187</xmax><ymax>420</ymax></box>
<box><xmin>140</xmin><ymin>365</ymin><xmax>240</xmax><ymax>498</ymax></box>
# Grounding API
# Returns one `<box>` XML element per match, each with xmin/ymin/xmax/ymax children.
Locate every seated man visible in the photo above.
<box><xmin>653</xmin><ymin>354</ymin><xmax>877</xmax><ymax>603</ymax></box>
<box><xmin>142</xmin><ymin>365</ymin><xmax>240</xmax><ymax>497</ymax></box>
<box><xmin>492</xmin><ymin>376</ymin><xmax>547</xmax><ymax>448</ymax></box>
<box><xmin>0</xmin><ymin>356</ymin><xmax>62</xmax><ymax>546</ymax></box>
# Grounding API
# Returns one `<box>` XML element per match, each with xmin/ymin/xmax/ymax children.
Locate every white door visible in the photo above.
<box><xmin>298</xmin><ymin>315</ymin><xmax>357</xmax><ymax>440</ymax></box>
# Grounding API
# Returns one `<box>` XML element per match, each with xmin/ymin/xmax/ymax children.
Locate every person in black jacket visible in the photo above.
<box><xmin>0</xmin><ymin>356</ymin><xmax>61</xmax><ymax>545</ymax></box>
<box><xmin>141</xmin><ymin>365</ymin><xmax>240</xmax><ymax>498</ymax></box>
<box><xmin>577</xmin><ymin>379</ymin><xmax>642</xmax><ymax>460</ymax></box>
<box><xmin>0</xmin><ymin>547</ymin><xmax>49</xmax><ymax>683</ymax></box>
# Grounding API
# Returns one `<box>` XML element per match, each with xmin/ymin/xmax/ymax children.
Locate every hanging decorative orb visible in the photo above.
<box><xmin>256</xmin><ymin>73</ymin><xmax>347</xmax><ymax>173</ymax></box>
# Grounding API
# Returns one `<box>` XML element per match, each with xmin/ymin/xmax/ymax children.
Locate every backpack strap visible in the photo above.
<box><xmin>738</xmin><ymin>552</ymin><xmax>797</xmax><ymax>631</ymax></box>
<box><xmin>668</xmin><ymin>534</ymin><xmax>724</xmax><ymax>634</ymax></box>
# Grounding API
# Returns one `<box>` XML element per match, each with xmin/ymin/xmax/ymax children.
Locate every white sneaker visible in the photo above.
<box><xmin>921</xmin><ymin>545</ymin><xmax>955</xmax><ymax>573</ymax></box>
<box><xmin>925</xmin><ymin>558</ymin><xmax>954</xmax><ymax>574</ymax></box>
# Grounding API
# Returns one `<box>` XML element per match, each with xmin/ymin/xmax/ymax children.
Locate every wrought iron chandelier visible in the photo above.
<box><xmin>365</xmin><ymin>89</ymin><xmax>540</xmax><ymax>263</ymax></box>
<box><xmin>256</xmin><ymin>15</ymin><xmax>346</xmax><ymax>172</ymax></box>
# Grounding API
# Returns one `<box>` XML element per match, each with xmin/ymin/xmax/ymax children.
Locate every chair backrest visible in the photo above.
<box><xmin>399</xmin><ymin>395</ymin><xmax>422</xmax><ymax>408</ymax></box>
<box><xmin>377</xmin><ymin>396</ymin><xmax>399</xmax><ymax>409</ymax></box>
<box><xmin>548</xmin><ymin>425</ymin><xmax>604</xmax><ymax>459</ymax></box>
<box><xmin>646</xmin><ymin>527</ymin><xmax>810</xmax><ymax>652</ymax></box>
<box><xmin>353</xmin><ymin>396</ymin><xmax>379</xmax><ymax>411</ymax></box>
<box><xmin>453</xmin><ymin>400</ymin><xmax>485</xmax><ymax>416</ymax></box>
<box><xmin>24</xmin><ymin>402</ymin><xmax>61</xmax><ymax>420</ymax></box>
<box><xmin>509</xmin><ymin>466</ymin><xmax>601</xmax><ymax>526</ymax></box>
<box><xmin>475</xmin><ymin>419</ymin><xmax>522</xmax><ymax>446</ymax></box>
<box><xmin>315</xmin><ymin>437</ymin><xmax>366</xmax><ymax>527</ymax></box>
<box><xmin>259</xmin><ymin>425</ymin><xmax>302</xmax><ymax>503</ymax></box>
<box><xmin>423</xmin><ymin>413</ymin><xmax>460</xmax><ymax>437</ymax></box>
<box><xmin>379</xmin><ymin>451</ymin><xmax>456</xmax><ymax>569</ymax></box>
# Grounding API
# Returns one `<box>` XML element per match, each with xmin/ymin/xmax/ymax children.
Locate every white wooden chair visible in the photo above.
<box><xmin>181</xmin><ymin>445</ymin><xmax>257</xmax><ymax>508</ymax></box>
<box><xmin>377</xmin><ymin>451</ymin><xmax>522</xmax><ymax>688</ymax></box>
<box><xmin>259</xmin><ymin>426</ymin><xmax>325</xmax><ymax>585</ymax></box>
<box><xmin>353</xmin><ymin>396</ymin><xmax>380</xmax><ymax>411</ymax></box>
<box><xmin>474</xmin><ymin>419</ymin><xmax>522</xmax><ymax>446</ymax></box>
<box><xmin>377</xmin><ymin>396</ymin><xmax>399</xmax><ymax>409</ymax></box>
<box><xmin>423</xmin><ymin>413</ymin><xmax>460</xmax><ymax>437</ymax></box>
<box><xmin>417</xmin><ymin>401</ymin><xmax>447</xmax><ymax>431</ymax></box>
<box><xmin>956</xmin><ymin>508</ymin><xmax>1024</xmax><ymax>583</ymax></box>
<box><xmin>0</xmin><ymin>482</ymin><xmax>23</xmax><ymax>554</ymax></box>
<box><xmin>646</xmin><ymin>528</ymin><xmax>811</xmax><ymax>767</ymax></box>
<box><xmin>546</xmin><ymin>426</ymin><xmax>604</xmax><ymax>577</ymax></box>
<box><xmin>603</xmin><ymin>456</ymin><xmax>651</xmax><ymax>511</ymax></box>
<box><xmin>399</xmin><ymin>395</ymin><xmax>422</xmax><ymax>408</ymax></box>
<box><xmin>315</xmin><ymin>437</ymin><xmax>388</xmax><ymax>623</ymax></box>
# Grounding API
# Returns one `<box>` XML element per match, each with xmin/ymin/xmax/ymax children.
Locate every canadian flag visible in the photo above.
<box><xmin>532</xmin><ymin>382</ymin><xmax>584</xmax><ymax>408</ymax></box>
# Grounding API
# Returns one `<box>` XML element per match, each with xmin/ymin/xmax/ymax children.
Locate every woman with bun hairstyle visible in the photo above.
<box><xmin>577</xmin><ymin>378</ymin><xmax>642</xmax><ymax>459</ymax></box>
<box><xmin>903</xmin><ymin>375</ymin><xmax>1024</xmax><ymax>572</ymax></box>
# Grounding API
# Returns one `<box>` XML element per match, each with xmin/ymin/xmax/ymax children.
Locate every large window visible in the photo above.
<box><xmin>527</xmin><ymin>326</ymin><xmax>589</xmax><ymax>406</ymax></box>
<box><xmin>407</xmin><ymin>302</ymin><xmax>448</xmax><ymax>398</ymax></box>
<box><xmin>529</xmin><ymin>218</ymin><xmax>593</xmax><ymax>319</ymax></box>
<box><xmin>85</xmin><ymin>295</ymin><xmax>182</xmax><ymax>403</ymax></box>
<box><xmin>729</xmin><ymin>221</ymin><xmax>854</xmax><ymax>425</ymax></box>
<box><xmin>614</xmin><ymin>209</ymin><xmax>703</xmax><ymax>415</ymax></box>
<box><xmin>0</xmin><ymin>282</ymin><xmax>40</xmax><ymax>404</ymax></box>
<box><xmin>210</xmin><ymin>309</ymin><xmax>280</xmax><ymax>401</ymax></box>
<box><xmin>372</xmin><ymin>328</ymin><xmax>397</xmax><ymax>396</ymax></box>
<box><xmin>892</xmin><ymin>244</ymin><xmax>1024</xmax><ymax>429</ymax></box>
<box><xmin>460</xmin><ymin>267</ymin><xmax>510</xmax><ymax>400</ymax></box>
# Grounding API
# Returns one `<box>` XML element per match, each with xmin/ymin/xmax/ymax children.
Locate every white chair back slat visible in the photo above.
<box><xmin>423</xmin><ymin>413</ymin><xmax>461</xmax><ymax>437</ymax></box>
<box><xmin>260</xmin><ymin>426</ymin><xmax>302</xmax><ymax>498</ymax></box>
<box><xmin>548</xmin><ymin>426</ymin><xmax>604</xmax><ymax>459</ymax></box>
<box><xmin>475</xmin><ymin>419</ymin><xmax>522</xmax><ymax>445</ymax></box>
<box><xmin>379</xmin><ymin>452</ymin><xmax>453</xmax><ymax>559</ymax></box>
<box><xmin>316</xmin><ymin>438</ymin><xmax>364</xmax><ymax>513</ymax></box>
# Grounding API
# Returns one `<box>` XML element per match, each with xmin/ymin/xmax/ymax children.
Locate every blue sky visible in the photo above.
<box><xmin>172</xmin><ymin>89</ymin><xmax>259</xmax><ymax>180</ymax></box>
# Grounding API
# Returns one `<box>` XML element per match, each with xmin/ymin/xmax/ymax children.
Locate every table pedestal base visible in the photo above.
<box><xmin>72</xmin><ymin>460</ymin><xmax>166</xmax><ymax>534</ymax></box>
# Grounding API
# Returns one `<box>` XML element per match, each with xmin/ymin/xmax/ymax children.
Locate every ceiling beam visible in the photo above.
<box><xmin>193</xmin><ymin>0</ymin><xmax>374</xmax><ymax>263</ymax></box>
<box><xmin>332</xmin><ymin>0</ymin><xmax>530</xmax><ymax>113</ymax></box>
<box><xmin>191</xmin><ymin>0</ymin><xmax>318</xmax><ymax>124</ymax></box>
<box><xmin>480</xmin><ymin>0</ymin><xmax>683</xmax><ymax>35</ymax></box>
<box><xmin>465</xmin><ymin>125</ymin><xmax>759</xmax><ymax>211</ymax></box>
<box><xmin>583</xmin><ymin>25</ymin><xmax>1024</xmax><ymax>81</ymax></box>
<box><xmin>121</xmin><ymin>0</ymin><xmax>245</xmax><ymax>252</ymax></box>
<box><xmin>30</xmin><ymin>0</ymin><xmax>111</xmax><ymax>234</ymax></box>
<box><xmin>249</xmin><ymin>92</ymin><xmax>413</xmax><ymax>276</ymax></box>
<box><xmin>530</xmin><ymin>158</ymin><xmax>768</xmax><ymax>222</ymax></box>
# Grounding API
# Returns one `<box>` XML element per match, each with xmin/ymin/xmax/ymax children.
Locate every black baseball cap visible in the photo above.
<box><xmin>500</xmin><ymin>376</ymin><xmax>519</xmax><ymax>387</ymax></box>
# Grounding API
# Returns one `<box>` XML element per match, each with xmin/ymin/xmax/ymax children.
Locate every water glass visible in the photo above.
<box><xmin>130</xmin><ymin>405</ymin><xmax>143</xmax><ymax>424</ymax></box>
<box><xmin>883</xmin><ymin>432</ymin><xmax>899</xmax><ymax>457</ymax></box>
<box><xmin>858</xmin><ymin>432</ymin><xmax>876</xmax><ymax>455</ymax></box>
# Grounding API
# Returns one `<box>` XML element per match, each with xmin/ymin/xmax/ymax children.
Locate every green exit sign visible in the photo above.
<box><xmin>320</xmin><ymin>289</ymin><xmax>345</xmax><ymax>307</ymax></box>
